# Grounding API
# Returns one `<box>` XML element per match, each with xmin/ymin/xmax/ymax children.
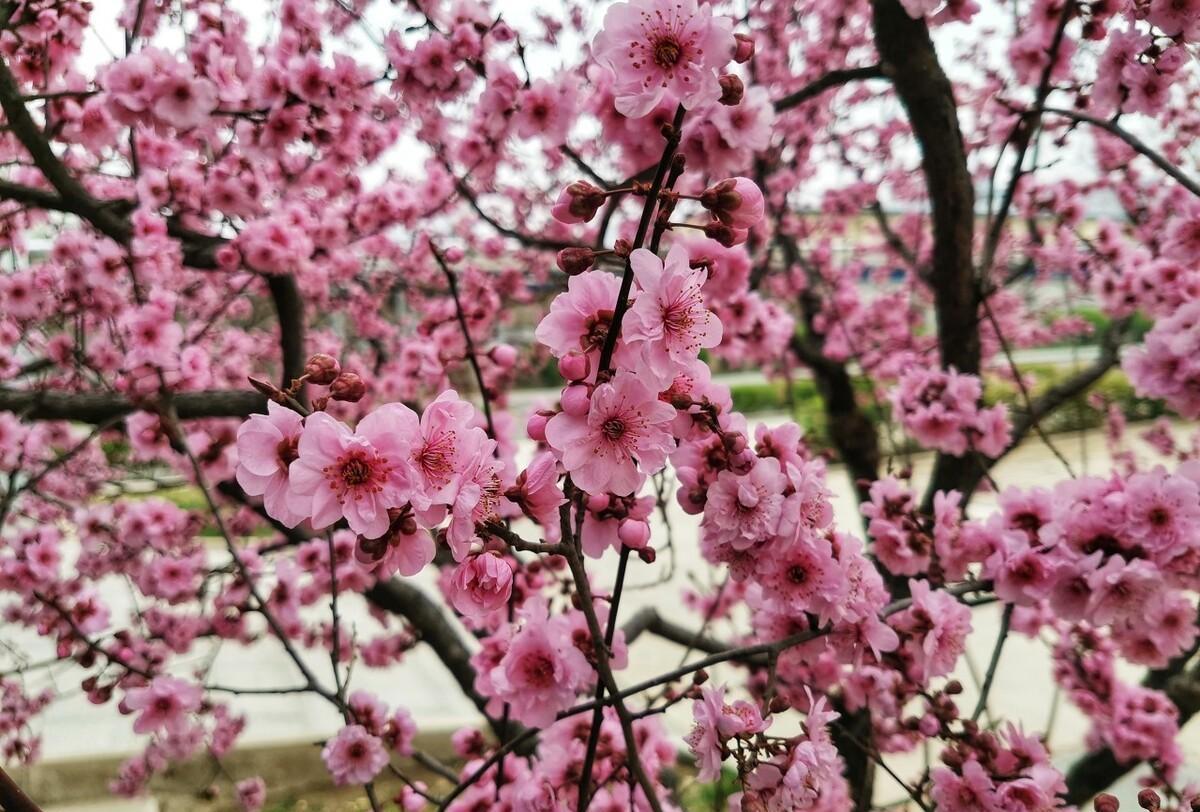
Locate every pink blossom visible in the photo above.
<box><xmin>448</xmin><ymin>552</ymin><xmax>514</xmax><ymax>617</ymax></box>
<box><xmin>489</xmin><ymin>615</ymin><xmax>591</xmax><ymax>727</ymax></box>
<box><xmin>624</xmin><ymin>244</ymin><xmax>722</xmax><ymax>385</ymax></box>
<box><xmin>535</xmin><ymin>270</ymin><xmax>627</xmax><ymax>368</ymax></box>
<box><xmin>235</xmin><ymin>778</ymin><xmax>266</xmax><ymax>812</ymax></box>
<box><xmin>685</xmin><ymin>685</ymin><xmax>767</xmax><ymax>780</ymax></box>
<box><xmin>592</xmin><ymin>0</ymin><xmax>733</xmax><ymax>118</ymax></box>
<box><xmin>288</xmin><ymin>409</ymin><xmax>415</xmax><ymax>539</ymax></box>
<box><xmin>236</xmin><ymin>401</ymin><xmax>305</xmax><ymax>527</ymax></box>
<box><xmin>321</xmin><ymin>725</ymin><xmax>388</xmax><ymax>786</ymax></box>
<box><xmin>154</xmin><ymin>74</ymin><xmax>219</xmax><ymax>130</ymax></box>
<box><xmin>124</xmin><ymin>676</ymin><xmax>202</xmax><ymax>734</ymax></box>
<box><xmin>544</xmin><ymin>372</ymin><xmax>676</xmax><ymax>495</ymax></box>
<box><xmin>702</xmin><ymin>456</ymin><xmax>788</xmax><ymax>551</ymax></box>
<box><xmin>893</xmin><ymin>579</ymin><xmax>972</xmax><ymax>681</ymax></box>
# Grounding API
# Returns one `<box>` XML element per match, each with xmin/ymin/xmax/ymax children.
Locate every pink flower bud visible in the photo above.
<box><xmin>442</xmin><ymin>246</ymin><xmax>465</xmax><ymax>263</ymax></box>
<box><xmin>448</xmin><ymin>552</ymin><xmax>513</xmax><ymax>617</ymax></box>
<box><xmin>329</xmin><ymin>372</ymin><xmax>366</xmax><ymax>402</ymax></box>
<box><xmin>718</xmin><ymin>74</ymin><xmax>744</xmax><ymax>106</ymax></box>
<box><xmin>489</xmin><ymin>343</ymin><xmax>518</xmax><ymax>368</ymax></box>
<box><xmin>556</xmin><ymin>246</ymin><xmax>597</xmax><ymax>275</ymax></box>
<box><xmin>557</xmin><ymin>351</ymin><xmax>591</xmax><ymax>382</ymax></box>
<box><xmin>527</xmin><ymin>409</ymin><xmax>552</xmax><ymax>442</ymax></box>
<box><xmin>700</xmin><ymin>177</ymin><xmax>765</xmax><ymax>230</ymax></box>
<box><xmin>304</xmin><ymin>353</ymin><xmax>341</xmax><ymax>385</ymax></box>
<box><xmin>551</xmin><ymin>181</ymin><xmax>606</xmax><ymax>225</ymax></box>
<box><xmin>1094</xmin><ymin>796</ymin><xmax>1120</xmax><ymax>812</ymax></box>
<box><xmin>733</xmin><ymin>33</ymin><xmax>756</xmax><ymax>63</ymax></box>
<box><xmin>587</xmin><ymin>493</ymin><xmax>611</xmax><ymax>512</ymax></box>
<box><xmin>560</xmin><ymin>383</ymin><xmax>591</xmax><ymax>416</ymax></box>
<box><xmin>617</xmin><ymin>519</ymin><xmax>650</xmax><ymax>549</ymax></box>
<box><xmin>215</xmin><ymin>244</ymin><xmax>241</xmax><ymax>271</ymax></box>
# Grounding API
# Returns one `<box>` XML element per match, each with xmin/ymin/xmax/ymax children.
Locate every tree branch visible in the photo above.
<box><xmin>1040</xmin><ymin>106</ymin><xmax>1200</xmax><ymax>199</ymax></box>
<box><xmin>0</xmin><ymin>388</ymin><xmax>266</xmax><ymax>422</ymax></box>
<box><xmin>773</xmin><ymin>65</ymin><xmax>886</xmax><ymax>112</ymax></box>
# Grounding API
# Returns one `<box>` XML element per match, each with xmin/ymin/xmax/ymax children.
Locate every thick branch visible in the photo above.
<box><xmin>773</xmin><ymin>65</ymin><xmax>886</xmax><ymax>112</ymax></box>
<box><xmin>364</xmin><ymin>579</ymin><xmax>520</xmax><ymax>743</ymax></box>
<box><xmin>0</xmin><ymin>388</ymin><xmax>265</xmax><ymax>422</ymax></box>
<box><xmin>870</xmin><ymin>0</ymin><xmax>979</xmax><ymax>513</ymax></box>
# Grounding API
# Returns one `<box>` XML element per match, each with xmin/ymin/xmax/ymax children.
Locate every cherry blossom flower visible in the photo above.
<box><xmin>448</xmin><ymin>552</ymin><xmax>514</xmax><ymax>617</ymax></box>
<box><xmin>545</xmin><ymin>372</ymin><xmax>676</xmax><ymax>495</ymax></box>
<box><xmin>235</xmin><ymin>401</ymin><xmax>305</xmax><ymax>527</ymax></box>
<box><xmin>592</xmin><ymin>0</ymin><xmax>734</xmax><ymax>117</ymax></box>
<box><xmin>624</xmin><ymin>244</ymin><xmax>723</xmax><ymax>385</ymax></box>
<box><xmin>287</xmin><ymin>409</ymin><xmax>415</xmax><ymax>539</ymax></box>
<box><xmin>124</xmin><ymin>677</ymin><xmax>202</xmax><ymax>734</ymax></box>
<box><xmin>321</xmin><ymin>725</ymin><xmax>388</xmax><ymax>786</ymax></box>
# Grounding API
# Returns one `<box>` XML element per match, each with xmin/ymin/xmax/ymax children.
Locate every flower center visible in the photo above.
<box><xmin>583</xmin><ymin>309</ymin><xmax>614</xmax><ymax>351</ymax></box>
<box><xmin>652</xmin><ymin>36</ymin><xmax>682</xmax><ymax>68</ymax></box>
<box><xmin>787</xmin><ymin>564</ymin><xmax>809</xmax><ymax>584</ymax></box>
<box><xmin>602</xmin><ymin>417</ymin><xmax>626</xmax><ymax>440</ymax></box>
<box><xmin>341</xmin><ymin>457</ymin><xmax>372</xmax><ymax>486</ymax></box>
<box><xmin>415</xmin><ymin>431</ymin><xmax>455</xmax><ymax>486</ymax></box>
<box><xmin>522</xmin><ymin>653</ymin><xmax>556</xmax><ymax>686</ymax></box>
<box><xmin>276</xmin><ymin>435</ymin><xmax>299</xmax><ymax>467</ymax></box>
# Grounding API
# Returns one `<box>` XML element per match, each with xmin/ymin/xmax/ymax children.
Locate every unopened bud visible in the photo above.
<box><xmin>733</xmin><ymin>33</ymin><xmax>755</xmax><ymax>63</ymax></box>
<box><xmin>637</xmin><ymin>546</ymin><xmax>656</xmax><ymax>564</ymax></box>
<box><xmin>617</xmin><ymin>519</ymin><xmax>651</xmax><ymax>549</ymax></box>
<box><xmin>693</xmin><ymin>669</ymin><xmax>709</xmax><ymax>685</ymax></box>
<box><xmin>718</xmin><ymin>74</ymin><xmax>744</xmax><ymax>106</ymax></box>
<box><xmin>329</xmin><ymin>372</ymin><xmax>366</xmax><ymax>402</ymax></box>
<box><xmin>1138</xmin><ymin>790</ymin><xmax>1162</xmax><ymax>811</ymax></box>
<box><xmin>560</xmin><ymin>383</ymin><xmax>591</xmax><ymax>416</ymax></box>
<box><xmin>558</xmin><ymin>351</ymin><xmax>591</xmax><ymax>382</ymax></box>
<box><xmin>1094</xmin><ymin>795</ymin><xmax>1120</xmax><ymax>812</ymax></box>
<box><xmin>552</xmin><ymin>181</ymin><xmax>606</xmax><ymax>225</ymax></box>
<box><xmin>489</xmin><ymin>343</ymin><xmax>518</xmax><ymax>368</ymax></box>
<box><xmin>304</xmin><ymin>353</ymin><xmax>341</xmax><ymax>385</ymax></box>
<box><xmin>557</xmin><ymin>246</ymin><xmax>596</xmax><ymax>275</ymax></box>
<box><xmin>527</xmin><ymin>409</ymin><xmax>552</xmax><ymax>442</ymax></box>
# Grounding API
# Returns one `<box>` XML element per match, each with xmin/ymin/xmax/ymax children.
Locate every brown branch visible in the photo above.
<box><xmin>773</xmin><ymin>64</ymin><xmax>886</xmax><ymax>112</ymax></box>
<box><xmin>0</xmin><ymin>388</ymin><xmax>266</xmax><ymax>422</ymax></box>
<box><xmin>1040</xmin><ymin>106</ymin><xmax>1200</xmax><ymax>199</ymax></box>
<box><xmin>0</xmin><ymin>766</ymin><xmax>43</xmax><ymax>812</ymax></box>
<box><xmin>364</xmin><ymin>579</ymin><xmax>523</xmax><ymax>744</ymax></box>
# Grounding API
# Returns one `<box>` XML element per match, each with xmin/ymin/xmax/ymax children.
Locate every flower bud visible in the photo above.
<box><xmin>1138</xmin><ymin>790</ymin><xmax>1161</xmax><ymax>812</ymax></box>
<box><xmin>560</xmin><ymin>383</ymin><xmax>591</xmax><ymax>416</ymax></box>
<box><xmin>556</xmin><ymin>246</ymin><xmax>596</xmax><ymax>275</ymax></box>
<box><xmin>733</xmin><ymin>33</ymin><xmax>755</xmax><ymax>63</ymax></box>
<box><xmin>558</xmin><ymin>351</ymin><xmax>591</xmax><ymax>382</ymax></box>
<box><xmin>703</xmin><ymin>220</ymin><xmax>747</xmax><ymax>247</ymax></box>
<box><xmin>329</xmin><ymin>372</ymin><xmax>366</xmax><ymax>402</ymax></box>
<box><xmin>617</xmin><ymin>518</ymin><xmax>651</xmax><ymax>549</ymax></box>
<box><xmin>551</xmin><ymin>181</ymin><xmax>606</xmax><ymax>225</ymax></box>
<box><xmin>586</xmin><ymin>493</ymin><xmax>610</xmax><ymax>512</ymax></box>
<box><xmin>304</xmin><ymin>353</ymin><xmax>341</xmax><ymax>385</ymax></box>
<box><xmin>700</xmin><ymin>177</ymin><xmax>765</xmax><ymax>229</ymax></box>
<box><xmin>637</xmin><ymin>546</ymin><xmax>657</xmax><ymax>564</ymax></box>
<box><xmin>527</xmin><ymin>409</ymin><xmax>552</xmax><ymax>442</ymax></box>
<box><xmin>718</xmin><ymin>74</ymin><xmax>744</xmax><ymax>106</ymax></box>
<box><xmin>489</xmin><ymin>343</ymin><xmax>518</xmax><ymax>368</ymax></box>
<box><xmin>1094</xmin><ymin>796</ymin><xmax>1120</xmax><ymax>812</ymax></box>
<box><xmin>442</xmin><ymin>246</ymin><xmax>465</xmax><ymax>263</ymax></box>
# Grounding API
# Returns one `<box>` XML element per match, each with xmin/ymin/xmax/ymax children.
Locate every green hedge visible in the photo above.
<box><xmin>728</xmin><ymin>364</ymin><xmax>1167</xmax><ymax>453</ymax></box>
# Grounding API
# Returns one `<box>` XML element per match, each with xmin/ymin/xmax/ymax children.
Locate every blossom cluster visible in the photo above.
<box><xmin>889</xmin><ymin>366</ymin><xmax>1013</xmax><ymax>457</ymax></box>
